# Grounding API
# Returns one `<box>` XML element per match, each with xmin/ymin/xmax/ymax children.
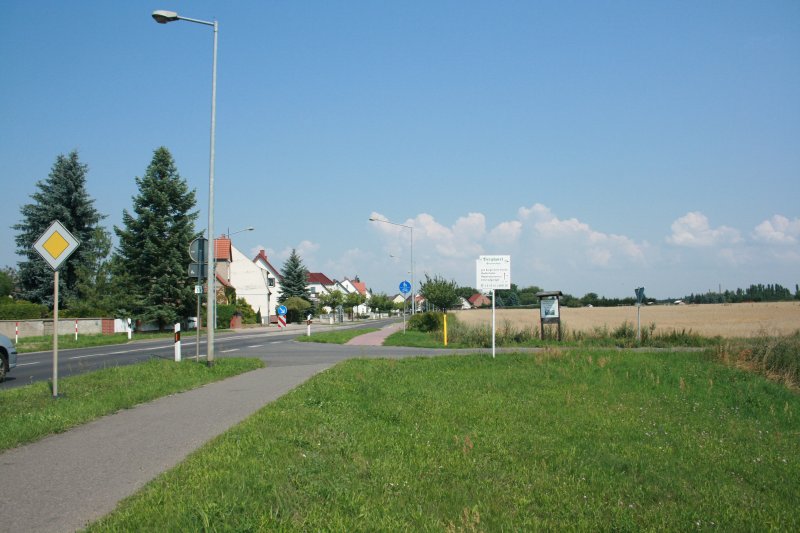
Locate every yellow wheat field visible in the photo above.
<box><xmin>452</xmin><ymin>301</ymin><xmax>800</xmax><ymax>338</ymax></box>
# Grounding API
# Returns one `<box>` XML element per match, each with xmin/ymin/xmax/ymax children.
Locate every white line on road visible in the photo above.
<box><xmin>221</xmin><ymin>349</ymin><xmax>239</xmax><ymax>353</ymax></box>
<box><xmin>247</xmin><ymin>345</ymin><xmax>264</xmax><ymax>348</ymax></box>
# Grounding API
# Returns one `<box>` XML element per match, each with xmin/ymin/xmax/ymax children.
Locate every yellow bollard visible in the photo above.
<box><xmin>443</xmin><ymin>314</ymin><xmax>448</xmax><ymax>346</ymax></box>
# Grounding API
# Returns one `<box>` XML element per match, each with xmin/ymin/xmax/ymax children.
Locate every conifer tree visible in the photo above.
<box><xmin>13</xmin><ymin>151</ymin><xmax>108</xmax><ymax>306</ymax></box>
<box><xmin>113</xmin><ymin>147</ymin><xmax>198</xmax><ymax>329</ymax></box>
<box><xmin>277</xmin><ymin>249</ymin><xmax>310</xmax><ymax>303</ymax></box>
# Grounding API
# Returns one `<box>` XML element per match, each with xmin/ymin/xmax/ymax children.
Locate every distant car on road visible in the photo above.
<box><xmin>0</xmin><ymin>333</ymin><xmax>18</xmax><ymax>382</ymax></box>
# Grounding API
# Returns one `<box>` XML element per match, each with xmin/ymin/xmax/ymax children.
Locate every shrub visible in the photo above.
<box><xmin>216</xmin><ymin>304</ymin><xmax>236</xmax><ymax>329</ymax></box>
<box><xmin>0</xmin><ymin>302</ymin><xmax>49</xmax><ymax>320</ymax></box>
<box><xmin>408</xmin><ymin>312</ymin><xmax>444</xmax><ymax>332</ymax></box>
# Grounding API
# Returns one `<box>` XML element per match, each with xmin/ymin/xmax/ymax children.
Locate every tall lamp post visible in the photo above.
<box><xmin>152</xmin><ymin>10</ymin><xmax>219</xmax><ymax>365</ymax></box>
<box><xmin>369</xmin><ymin>217</ymin><xmax>415</xmax><ymax>314</ymax></box>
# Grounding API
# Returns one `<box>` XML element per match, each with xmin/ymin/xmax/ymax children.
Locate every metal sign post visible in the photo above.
<box><xmin>189</xmin><ymin>238</ymin><xmax>208</xmax><ymax>362</ymax></box>
<box><xmin>33</xmin><ymin>221</ymin><xmax>80</xmax><ymax>398</ymax></box>
<box><xmin>635</xmin><ymin>287</ymin><xmax>646</xmax><ymax>342</ymax></box>
<box><xmin>399</xmin><ymin>280</ymin><xmax>411</xmax><ymax>333</ymax></box>
<box><xmin>476</xmin><ymin>255</ymin><xmax>511</xmax><ymax>359</ymax></box>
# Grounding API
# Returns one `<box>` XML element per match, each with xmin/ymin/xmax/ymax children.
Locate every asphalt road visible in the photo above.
<box><xmin>1</xmin><ymin>319</ymin><xmax>401</xmax><ymax>390</ymax></box>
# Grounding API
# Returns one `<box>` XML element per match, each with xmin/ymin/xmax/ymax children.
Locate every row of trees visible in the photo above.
<box><xmin>5</xmin><ymin>148</ymin><xmax>241</xmax><ymax>330</ymax></box>
<box><xmin>683</xmin><ymin>284</ymin><xmax>800</xmax><ymax>304</ymax></box>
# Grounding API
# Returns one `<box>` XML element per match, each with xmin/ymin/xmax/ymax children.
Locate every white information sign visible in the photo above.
<box><xmin>540</xmin><ymin>298</ymin><xmax>560</xmax><ymax>319</ymax></box>
<box><xmin>476</xmin><ymin>255</ymin><xmax>511</xmax><ymax>291</ymax></box>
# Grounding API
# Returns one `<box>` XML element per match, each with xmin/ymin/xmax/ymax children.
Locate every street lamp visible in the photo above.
<box><xmin>369</xmin><ymin>217</ymin><xmax>415</xmax><ymax>314</ymax></box>
<box><xmin>153</xmin><ymin>9</ymin><xmax>219</xmax><ymax>365</ymax></box>
<box><xmin>226</xmin><ymin>226</ymin><xmax>255</xmax><ymax>238</ymax></box>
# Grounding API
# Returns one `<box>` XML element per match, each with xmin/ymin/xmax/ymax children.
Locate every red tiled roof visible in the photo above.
<box><xmin>214</xmin><ymin>237</ymin><xmax>232</xmax><ymax>262</ymax></box>
<box><xmin>307</xmin><ymin>272</ymin><xmax>334</xmax><ymax>286</ymax></box>
<box><xmin>352</xmin><ymin>280</ymin><xmax>368</xmax><ymax>295</ymax></box>
<box><xmin>468</xmin><ymin>293</ymin><xmax>492</xmax><ymax>305</ymax></box>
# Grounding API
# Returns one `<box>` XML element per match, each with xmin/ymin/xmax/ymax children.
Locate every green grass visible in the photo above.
<box><xmin>296</xmin><ymin>328</ymin><xmax>379</xmax><ymax>344</ymax></box>
<box><xmin>383</xmin><ymin>329</ymin><xmax>453</xmax><ymax>348</ymax></box>
<box><xmin>15</xmin><ymin>333</ymin><xmax>133</xmax><ymax>353</ymax></box>
<box><xmin>0</xmin><ymin>357</ymin><xmax>263</xmax><ymax>451</ymax></box>
<box><xmin>88</xmin><ymin>350</ymin><xmax>800</xmax><ymax>531</ymax></box>
<box><xmin>14</xmin><ymin>331</ymin><xmax>182</xmax><ymax>353</ymax></box>
<box><xmin>385</xmin><ymin>315</ymin><xmax>719</xmax><ymax>351</ymax></box>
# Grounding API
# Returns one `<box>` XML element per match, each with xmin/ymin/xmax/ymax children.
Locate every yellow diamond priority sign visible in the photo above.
<box><xmin>33</xmin><ymin>220</ymin><xmax>80</xmax><ymax>271</ymax></box>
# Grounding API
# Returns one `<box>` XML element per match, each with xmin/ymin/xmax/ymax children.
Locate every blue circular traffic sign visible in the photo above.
<box><xmin>277</xmin><ymin>305</ymin><xmax>288</xmax><ymax>316</ymax></box>
<box><xmin>399</xmin><ymin>280</ymin><xmax>411</xmax><ymax>294</ymax></box>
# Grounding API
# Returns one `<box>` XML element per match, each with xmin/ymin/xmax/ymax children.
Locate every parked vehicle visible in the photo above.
<box><xmin>0</xmin><ymin>333</ymin><xmax>18</xmax><ymax>382</ymax></box>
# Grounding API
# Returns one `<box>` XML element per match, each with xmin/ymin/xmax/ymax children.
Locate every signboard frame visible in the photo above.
<box><xmin>476</xmin><ymin>255</ymin><xmax>511</xmax><ymax>292</ymax></box>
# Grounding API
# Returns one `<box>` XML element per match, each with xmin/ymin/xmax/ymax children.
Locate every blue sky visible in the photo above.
<box><xmin>2</xmin><ymin>1</ymin><xmax>798</xmax><ymax>299</ymax></box>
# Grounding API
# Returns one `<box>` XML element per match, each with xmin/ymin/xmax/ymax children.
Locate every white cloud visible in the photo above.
<box><xmin>364</xmin><ymin>205</ymin><xmax>798</xmax><ymax>298</ymax></box>
<box><xmin>666</xmin><ymin>212</ymin><xmax>741</xmax><ymax>247</ymax></box>
<box><xmin>488</xmin><ymin>220</ymin><xmax>522</xmax><ymax>245</ymax></box>
<box><xmin>752</xmin><ymin>215</ymin><xmax>800</xmax><ymax>245</ymax></box>
<box><xmin>258</xmin><ymin>240</ymin><xmax>320</xmax><ymax>266</ymax></box>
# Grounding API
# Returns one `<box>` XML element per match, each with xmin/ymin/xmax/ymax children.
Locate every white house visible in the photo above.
<box><xmin>339</xmin><ymin>277</ymin><xmax>371</xmax><ymax>316</ymax></box>
<box><xmin>252</xmin><ymin>250</ymin><xmax>283</xmax><ymax>324</ymax></box>
<box><xmin>307</xmin><ymin>272</ymin><xmax>336</xmax><ymax>304</ymax></box>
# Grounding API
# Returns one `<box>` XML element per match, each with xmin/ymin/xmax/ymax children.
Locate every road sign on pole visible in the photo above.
<box><xmin>475</xmin><ymin>255</ymin><xmax>511</xmax><ymax>359</ymax></box>
<box><xmin>399</xmin><ymin>280</ymin><xmax>411</xmax><ymax>294</ymax></box>
<box><xmin>476</xmin><ymin>255</ymin><xmax>511</xmax><ymax>292</ymax></box>
<box><xmin>33</xmin><ymin>220</ymin><xmax>81</xmax><ymax>398</ymax></box>
<box><xmin>189</xmin><ymin>237</ymin><xmax>207</xmax><ymax>263</ymax></box>
<box><xmin>33</xmin><ymin>220</ymin><xmax>80</xmax><ymax>271</ymax></box>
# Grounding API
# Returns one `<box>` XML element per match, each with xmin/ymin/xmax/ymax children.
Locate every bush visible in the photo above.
<box><xmin>0</xmin><ymin>302</ymin><xmax>49</xmax><ymax>320</ymax></box>
<box><xmin>408</xmin><ymin>311</ymin><xmax>444</xmax><ymax>332</ymax></box>
<box><xmin>216</xmin><ymin>304</ymin><xmax>236</xmax><ymax>330</ymax></box>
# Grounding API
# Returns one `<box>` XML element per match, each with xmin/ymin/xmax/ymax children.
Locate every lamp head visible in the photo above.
<box><xmin>152</xmin><ymin>10</ymin><xmax>179</xmax><ymax>23</ymax></box>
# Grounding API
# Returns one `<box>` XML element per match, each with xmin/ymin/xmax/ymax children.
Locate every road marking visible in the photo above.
<box><xmin>70</xmin><ymin>354</ymin><xmax>101</xmax><ymax>360</ymax></box>
<box><xmin>221</xmin><ymin>349</ymin><xmax>239</xmax><ymax>353</ymax></box>
<box><xmin>16</xmin><ymin>361</ymin><xmax>40</xmax><ymax>367</ymax></box>
<box><xmin>247</xmin><ymin>345</ymin><xmax>264</xmax><ymax>348</ymax></box>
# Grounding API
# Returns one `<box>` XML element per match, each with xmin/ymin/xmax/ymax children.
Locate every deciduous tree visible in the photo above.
<box><xmin>420</xmin><ymin>274</ymin><xmax>460</xmax><ymax>311</ymax></box>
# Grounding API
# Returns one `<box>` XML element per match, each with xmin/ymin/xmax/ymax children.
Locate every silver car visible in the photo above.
<box><xmin>0</xmin><ymin>333</ymin><xmax>17</xmax><ymax>382</ymax></box>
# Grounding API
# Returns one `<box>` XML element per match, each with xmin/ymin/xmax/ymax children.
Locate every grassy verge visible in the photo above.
<box><xmin>385</xmin><ymin>313</ymin><xmax>719</xmax><ymax>351</ymax></box>
<box><xmin>88</xmin><ymin>350</ymin><xmax>799</xmax><ymax>531</ymax></box>
<box><xmin>16</xmin><ymin>333</ymin><xmax>133</xmax><ymax>353</ymax></box>
<box><xmin>296</xmin><ymin>328</ymin><xmax>380</xmax><ymax>344</ymax></box>
<box><xmin>0</xmin><ymin>357</ymin><xmax>263</xmax><ymax>451</ymax></box>
<box><xmin>14</xmin><ymin>331</ymin><xmax>181</xmax><ymax>353</ymax></box>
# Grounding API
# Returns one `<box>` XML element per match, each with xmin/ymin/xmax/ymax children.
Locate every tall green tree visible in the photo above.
<box><xmin>420</xmin><ymin>274</ymin><xmax>460</xmax><ymax>311</ymax></box>
<box><xmin>13</xmin><ymin>151</ymin><xmax>109</xmax><ymax>307</ymax></box>
<box><xmin>369</xmin><ymin>293</ymin><xmax>394</xmax><ymax>317</ymax></box>
<box><xmin>319</xmin><ymin>289</ymin><xmax>344</xmax><ymax>312</ymax></box>
<box><xmin>0</xmin><ymin>267</ymin><xmax>16</xmax><ymax>299</ymax></box>
<box><xmin>278</xmin><ymin>249</ymin><xmax>310</xmax><ymax>303</ymax></box>
<box><xmin>344</xmin><ymin>291</ymin><xmax>366</xmax><ymax>320</ymax></box>
<box><xmin>113</xmin><ymin>147</ymin><xmax>198</xmax><ymax>329</ymax></box>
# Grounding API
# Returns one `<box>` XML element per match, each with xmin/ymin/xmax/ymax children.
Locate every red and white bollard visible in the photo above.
<box><xmin>15</xmin><ymin>321</ymin><xmax>19</xmax><ymax>344</ymax></box>
<box><xmin>174</xmin><ymin>323</ymin><xmax>181</xmax><ymax>362</ymax></box>
<box><xmin>75</xmin><ymin>319</ymin><xmax>79</xmax><ymax>341</ymax></box>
